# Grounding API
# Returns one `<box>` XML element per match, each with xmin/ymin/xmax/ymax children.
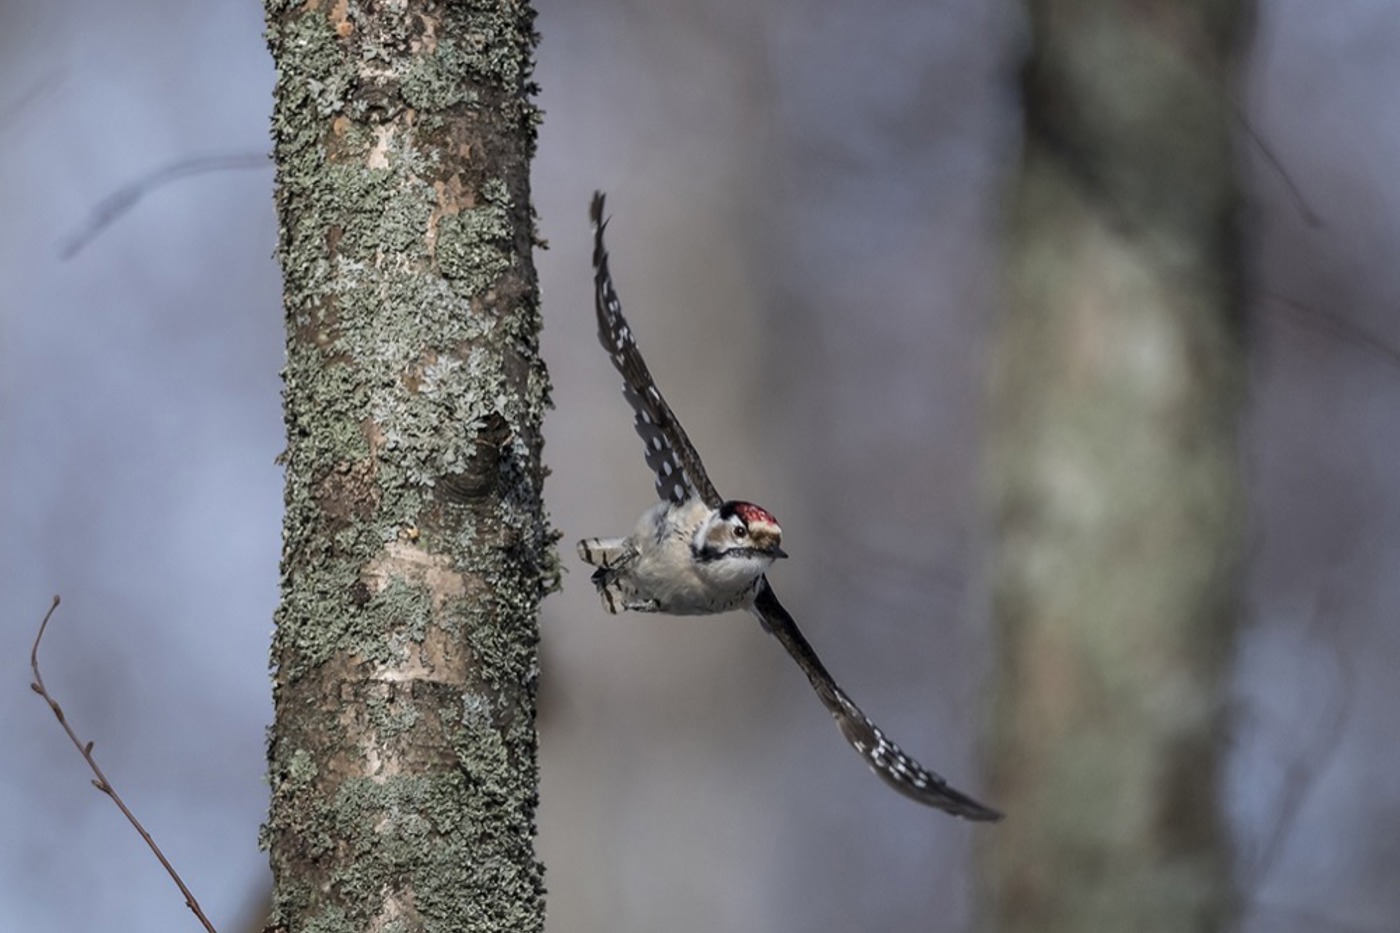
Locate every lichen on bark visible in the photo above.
<box><xmin>261</xmin><ymin>2</ymin><xmax>551</xmax><ymax>931</ymax></box>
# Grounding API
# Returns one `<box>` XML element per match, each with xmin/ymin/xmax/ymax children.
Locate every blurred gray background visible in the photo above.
<box><xmin>2</xmin><ymin>1</ymin><xmax>1397</xmax><ymax>931</ymax></box>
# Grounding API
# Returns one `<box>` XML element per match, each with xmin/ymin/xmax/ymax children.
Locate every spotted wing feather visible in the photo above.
<box><xmin>591</xmin><ymin>192</ymin><xmax>722</xmax><ymax>509</ymax></box>
<box><xmin>752</xmin><ymin>581</ymin><xmax>1002</xmax><ymax>820</ymax></box>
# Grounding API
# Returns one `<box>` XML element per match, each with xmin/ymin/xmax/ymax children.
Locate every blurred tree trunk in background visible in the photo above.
<box><xmin>263</xmin><ymin>2</ymin><xmax>551</xmax><ymax>932</ymax></box>
<box><xmin>982</xmin><ymin>3</ymin><xmax>1251</xmax><ymax>931</ymax></box>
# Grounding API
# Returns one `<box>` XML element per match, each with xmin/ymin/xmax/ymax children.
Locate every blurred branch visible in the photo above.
<box><xmin>1230</xmin><ymin>100</ymin><xmax>1322</xmax><ymax>229</ymax></box>
<box><xmin>1244</xmin><ymin>590</ymin><xmax>1353</xmax><ymax>892</ymax></box>
<box><xmin>1263</xmin><ymin>291</ymin><xmax>1400</xmax><ymax>370</ymax></box>
<box><xmin>59</xmin><ymin>150</ymin><xmax>270</xmax><ymax>259</ymax></box>
<box><xmin>29</xmin><ymin>596</ymin><xmax>219</xmax><ymax>933</ymax></box>
<box><xmin>0</xmin><ymin>69</ymin><xmax>66</xmax><ymax>133</ymax></box>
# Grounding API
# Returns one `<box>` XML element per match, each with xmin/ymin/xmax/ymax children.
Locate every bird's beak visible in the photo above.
<box><xmin>770</xmin><ymin>545</ymin><xmax>789</xmax><ymax>559</ymax></box>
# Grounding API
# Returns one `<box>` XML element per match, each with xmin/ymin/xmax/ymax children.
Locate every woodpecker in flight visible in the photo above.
<box><xmin>577</xmin><ymin>192</ymin><xmax>1001</xmax><ymax>821</ymax></box>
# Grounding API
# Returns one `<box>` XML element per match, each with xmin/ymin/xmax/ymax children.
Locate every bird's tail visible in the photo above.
<box><xmin>576</xmin><ymin>537</ymin><xmax>629</xmax><ymax>569</ymax></box>
<box><xmin>576</xmin><ymin>538</ymin><xmax>641</xmax><ymax>614</ymax></box>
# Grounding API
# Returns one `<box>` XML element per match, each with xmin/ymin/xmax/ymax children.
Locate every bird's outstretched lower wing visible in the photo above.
<box><xmin>590</xmin><ymin>192</ymin><xmax>723</xmax><ymax>509</ymax></box>
<box><xmin>752</xmin><ymin>581</ymin><xmax>1003</xmax><ymax>821</ymax></box>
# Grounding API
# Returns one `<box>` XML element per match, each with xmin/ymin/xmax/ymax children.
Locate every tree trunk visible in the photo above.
<box><xmin>262</xmin><ymin>3</ymin><xmax>550</xmax><ymax>932</ymax></box>
<box><xmin>982</xmin><ymin>4</ymin><xmax>1250</xmax><ymax>931</ymax></box>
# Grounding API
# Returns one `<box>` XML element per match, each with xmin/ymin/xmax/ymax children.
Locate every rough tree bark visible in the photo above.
<box><xmin>982</xmin><ymin>3</ymin><xmax>1250</xmax><ymax>931</ymax></box>
<box><xmin>262</xmin><ymin>3</ymin><xmax>551</xmax><ymax>932</ymax></box>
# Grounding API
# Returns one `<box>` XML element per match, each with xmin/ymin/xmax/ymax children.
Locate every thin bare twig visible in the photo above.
<box><xmin>1245</xmin><ymin>588</ymin><xmax>1354</xmax><ymax>891</ymax></box>
<box><xmin>30</xmin><ymin>596</ymin><xmax>219</xmax><ymax>933</ymax></box>
<box><xmin>0</xmin><ymin>69</ymin><xmax>66</xmax><ymax>133</ymax></box>
<box><xmin>1263</xmin><ymin>291</ymin><xmax>1400</xmax><ymax>370</ymax></box>
<box><xmin>1229</xmin><ymin>100</ymin><xmax>1323</xmax><ymax>229</ymax></box>
<box><xmin>58</xmin><ymin>150</ymin><xmax>270</xmax><ymax>260</ymax></box>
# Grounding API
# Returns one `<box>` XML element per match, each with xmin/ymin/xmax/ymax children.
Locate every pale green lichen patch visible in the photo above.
<box><xmin>402</xmin><ymin>38</ymin><xmax>484</xmax><ymax>111</ymax></box>
<box><xmin>366</xmin><ymin>689</ymin><xmax>423</xmax><ymax>740</ymax></box>
<box><xmin>294</xmin><ymin>772</ymin><xmax>543</xmax><ymax>931</ymax></box>
<box><xmin>438</xmin><ymin>183</ymin><xmax>516</xmax><ymax>296</ymax></box>
<box><xmin>456</xmin><ymin>694</ymin><xmax>512</xmax><ymax>797</ymax></box>
<box><xmin>288</xmin><ymin>747</ymin><xmax>319</xmax><ymax>787</ymax></box>
<box><xmin>320</xmin><ymin>161</ymin><xmax>436</xmax><ymax>258</ymax></box>
<box><xmin>267</xmin><ymin>11</ymin><xmax>350</xmax><ymax>123</ymax></box>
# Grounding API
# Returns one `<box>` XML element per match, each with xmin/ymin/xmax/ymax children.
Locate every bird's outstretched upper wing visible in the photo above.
<box><xmin>752</xmin><ymin>581</ymin><xmax>1003</xmax><ymax>821</ymax></box>
<box><xmin>591</xmin><ymin>192</ymin><xmax>723</xmax><ymax>509</ymax></box>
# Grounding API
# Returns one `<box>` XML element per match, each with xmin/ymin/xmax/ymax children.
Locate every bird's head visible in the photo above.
<box><xmin>695</xmin><ymin>500</ymin><xmax>787</xmax><ymax>565</ymax></box>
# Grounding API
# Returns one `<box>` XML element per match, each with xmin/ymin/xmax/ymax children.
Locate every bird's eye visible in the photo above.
<box><xmin>733</xmin><ymin>525</ymin><xmax>747</xmax><ymax>538</ymax></box>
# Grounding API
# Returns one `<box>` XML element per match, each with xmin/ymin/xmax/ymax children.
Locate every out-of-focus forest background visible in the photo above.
<box><xmin>2</xmin><ymin>1</ymin><xmax>1397</xmax><ymax>931</ymax></box>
